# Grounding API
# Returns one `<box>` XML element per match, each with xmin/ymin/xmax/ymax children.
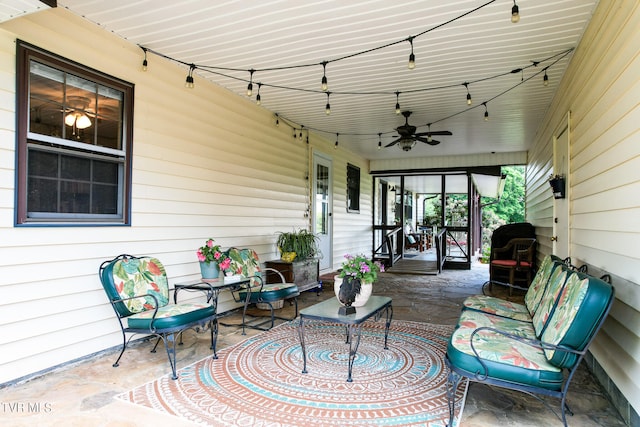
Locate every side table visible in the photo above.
<box><xmin>297</xmin><ymin>295</ymin><xmax>393</xmax><ymax>382</ymax></box>
<box><xmin>173</xmin><ymin>277</ymin><xmax>250</xmax><ymax>358</ymax></box>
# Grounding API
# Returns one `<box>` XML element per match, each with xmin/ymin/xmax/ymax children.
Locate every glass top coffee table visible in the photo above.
<box><xmin>297</xmin><ymin>295</ymin><xmax>393</xmax><ymax>382</ymax></box>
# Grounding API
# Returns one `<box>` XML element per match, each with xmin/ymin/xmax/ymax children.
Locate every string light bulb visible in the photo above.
<box><xmin>299</xmin><ymin>125</ymin><xmax>304</xmax><ymax>140</ymax></box>
<box><xmin>511</xmin><ymin>1</ymin><xmax>520</xmax><ymax>23</ymax></box>
<box><xmin>483</xmin><ymin>102</ymin><xmax>489</xmax><ymax>121</ymax></box>
<box><xmin>256</xmin><ymin>83</ymin><xmax>262</xmax><ymax>105</ymax></box>
<box><xmin>321</xmin><ymin>61</ymin><xmax>328</xmax><ymax>91</ymax></box>
<box><xmin>325</xmin><ymin>92</ymin><xmax>331</xmax><ymax>115</ymax></box>
<box><xmin>378</xmin><ymin>133</ymin><xmax>382</xmax><ymax>150</ymax></box>
<box><xmin>426</xmin><ymin>124</ymin><xmax>433</xmax><ymax>143</ymax></box>
<box><xmin>185</xmin><ymin>64</ymin><xmax>195</xmax><ymax>88</ymax></box>
<box><xmin>407</xmin><ymin>36</ymin><xmax>416</xmax><ymax>69</ymax></box>
<box><xmin>246</xmin><ymin>69</ymin><xmax>255</xmax><ymax>96</ymax></box>
<box><xmin>275</xmin><ymin>113</ymin><xmax>279</xmax><ymax>127</ymax></box>
<box><xmin>543</xmin><ymin>69</ymin><xmax>549</xmax><ymax>86</ymax></box>
<box><xmin>141</xmin><ymin>47</ymin><xmax>148</xmax><ymax>71</ymax></box>
<box><xmin>463</xmin><ymin>82</ymin><xmax>472</xmax><ymax>105</ymax></box>
<box><xmin>334</xmin><ymin>133</ymin><xmax>339</xmax><ymax>149</ymax></box>
<box><xmin>395</xmin><ymin>91</ymin><xmax>401</xmax><ymax>114</ymax></box>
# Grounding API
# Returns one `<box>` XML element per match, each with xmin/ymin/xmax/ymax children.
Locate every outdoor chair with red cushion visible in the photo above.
<box><xmin>489</xmin><ymin>237</ymin><xmax>537</xmax><ymax>291</ymax></box>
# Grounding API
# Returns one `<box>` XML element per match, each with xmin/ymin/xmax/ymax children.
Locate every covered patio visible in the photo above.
<box><xmin>1</xmin><ymin>1</ymin><xmax>639</xmax><ymax>426</ymax></box>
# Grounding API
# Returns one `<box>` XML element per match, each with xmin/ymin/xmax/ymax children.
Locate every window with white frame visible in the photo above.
<box><xmin>15</xmin><ymin>41</ymin><xmax>134</xmax><ymax>225</ymax></box>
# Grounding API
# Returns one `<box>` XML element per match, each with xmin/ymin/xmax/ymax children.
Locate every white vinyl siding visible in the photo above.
<box><xmin>525</xmin><ymin>1</ymin><xmax>640</xmax><ymax>416</ymax></box>
<box><xmin>0</xmin><ymin>8</ymin><xmax>372</xmax><ymax>384</ymax></box>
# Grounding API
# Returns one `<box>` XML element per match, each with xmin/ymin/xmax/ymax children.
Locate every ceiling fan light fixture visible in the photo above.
<box><xmin>75</xmin><ymin>114</ymin><xmax>92</xmax><ymax>129</ymax></box>
<box><xmin>65</xmin><ymin>112</ymin><xmax>92</xmax><ymax>129</ymax></box>
<box><xmin>511</xmin><ymin>1</ymin><xmax>520</xmax><ymax>23</ymax></box>
<box><xmin>64</xmin><ymin>113</ymin><xmax>76</xmax><ymax>127</ymax></box>
<box><xmin>399</xmin><ymin>139</ymin><xmax>416</xmax><ymax>151</ymax></box>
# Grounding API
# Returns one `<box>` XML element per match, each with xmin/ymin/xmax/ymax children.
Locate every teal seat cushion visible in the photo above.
<box><xmin>127</xmin><ymin>303</ymin><xmax>215</xmax><ymax>330</ymax></box>
<box><xmin>239</xmin><ymin>282</ymin><xmax>299</xmax><ymax>303</ymax></box>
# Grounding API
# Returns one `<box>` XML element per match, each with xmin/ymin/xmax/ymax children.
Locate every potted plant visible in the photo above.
<box><xmin>275</xmin><ymin>229</ymin><xmax>319</xmax><ymax>261</ymax></box>
<box><xmin>334</xmin><ymin>254</ymin><xmax>385</xmax><ymax>312</ymax></box>
<box><xmin>196</xmin><ymin>238</ymin><xmax>231</xmax><ymax>279</ymax></box>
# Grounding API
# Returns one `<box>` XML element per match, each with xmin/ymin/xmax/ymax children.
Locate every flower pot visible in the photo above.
<box><xmin>199</xmin><ymin>261</ymin><xmax>219</xmax><ymax>279</ymax></box>
<box><xmin>334</xmin><ymin>276</ymin><xmax>373</xmax><ymax>307</ymax></box>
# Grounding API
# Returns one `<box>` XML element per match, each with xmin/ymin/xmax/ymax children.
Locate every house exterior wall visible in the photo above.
<box><xmin>0</xmin><ymin>8</ymin><xmax>372</xmax><ymax>384</ymax></box>
<box><xmin>525</xmin><ymin>1</ymin><xmax>640</xmax><ymax>418</ymax></box>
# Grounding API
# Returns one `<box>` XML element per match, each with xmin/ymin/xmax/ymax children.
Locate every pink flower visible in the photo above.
<box><xmin>206</xmin><ymin>239</ymin><xmax>214</xmax><ymax>248</ymax></box>
<box><xmin>196</xmin><ymin>248</ymin><xmax>206</xmax><ymax>262</ymax></box>
<box><xmin>219</xmin><ymin>258</ymin><xmax>231</xmax><ymax>271</ymax></box>
<box><xmin>214</xmin><ymin>251</ymin><xmax>222</xmax><ymax>260</ymax></box>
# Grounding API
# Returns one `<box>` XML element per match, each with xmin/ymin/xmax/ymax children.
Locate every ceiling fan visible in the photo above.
<box><xmin>385</xmin><ymin>111</ymin><xmax>452</xmax><ymax>151</ymax></box>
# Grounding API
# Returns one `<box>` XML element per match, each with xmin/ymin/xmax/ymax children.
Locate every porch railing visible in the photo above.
<box><xmin>372</xmin><ymin>225</ymin><xmax>402</xmax><ymax>267</ymax></box>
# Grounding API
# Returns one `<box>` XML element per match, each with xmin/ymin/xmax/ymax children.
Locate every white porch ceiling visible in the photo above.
<box><xmin>53</xmin><ymin>0</ymin><xmax>597</xmax><ymax>161</ymax></box>
<box><xmin>0</xmin><ymin>0</ymin><xmax>53</xmax><ymax>23</ymax></box>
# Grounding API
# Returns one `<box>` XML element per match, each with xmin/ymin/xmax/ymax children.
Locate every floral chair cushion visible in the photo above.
<box><xmin>531</xmin><ymin>266</ymin><xmax>568</xmax><ymax>336</ymax></box>
<box><xmin>540</xmin><ymin>272</ymin><xmax>613</xmax><ymax>368</ymax></box>
<box><xmin>105</xmin><ymin>257</ymin><xmax>169</xmax><ymax>316</ymax></box>
<box><xmin>457</xmin><ymin>309</ymin><xmax>536</xmax><ymax>338</ymax></box>
<box><xmin>523</xmin><ymin>255</ymin><xmax>557</xmax><ymax>314</ymax></box>
<box><xmin>227</xmin><ymin>248</ymin><xmax>261</xmax><ymax>285</ymax></box>
<box><xmin>462</xmin><ymin>295</ymin><xmax>531</xmax><ymax>322</ymax></box>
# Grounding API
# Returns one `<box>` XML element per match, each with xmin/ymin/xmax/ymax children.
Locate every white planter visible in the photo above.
<box><xmin>334</xmin><ymin>276</ymin><xmax>373</xmax><ymax>307</ymax></box>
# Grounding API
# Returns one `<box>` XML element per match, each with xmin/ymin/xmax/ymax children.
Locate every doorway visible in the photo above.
<box><xmin>552</xmin><ymin>113</ymin><xmax>570</xmax><ymax>258</ymax></box>
<box><xmin>312</xmin><ymin>152</ymin><xmax>333</xmax><ymax>272</ymax></box>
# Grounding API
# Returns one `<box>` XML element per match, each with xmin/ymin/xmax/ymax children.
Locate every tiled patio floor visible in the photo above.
<box><xmin>1</xmin><ymin>261</ymin><xmax>627</xmax><ymax>426</ymax></box>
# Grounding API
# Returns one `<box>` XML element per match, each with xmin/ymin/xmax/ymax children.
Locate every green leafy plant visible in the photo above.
<box><xmin>338</xmin><ymin>254</ymin><xmax>384</xmax><ymax>283</ymax></box>
<box><xmin>276</xmin><ymin>229</ymin><xmax>319</xmax><ymax>260</ymax></box>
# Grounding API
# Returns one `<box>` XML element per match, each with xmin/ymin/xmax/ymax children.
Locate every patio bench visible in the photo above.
<box><xmin>445</xmin><ymin>254</ymin><xmax>614</xmax><ymax>426</ymax></box>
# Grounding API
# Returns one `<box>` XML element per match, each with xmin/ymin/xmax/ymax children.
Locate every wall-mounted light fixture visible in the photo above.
<box><xmin>548</xmin><ymin>174</ymin><xmax>566</xmax><ymax>199</ymax></box>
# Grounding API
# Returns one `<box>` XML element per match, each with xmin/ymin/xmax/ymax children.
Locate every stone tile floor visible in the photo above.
<box><xmin>1</xmin><ymin>262</ymin><xmax>627</xmax><ymax>426</ymax></box>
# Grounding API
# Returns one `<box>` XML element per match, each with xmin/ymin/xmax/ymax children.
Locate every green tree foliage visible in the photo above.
<box><xmin>480</xmin><ymin>166</ymin><xmax>526</xmax><ymax>260</ymax></box>
<box><xmin>485</xmin><ymin>166</ymin><xmax>525</xmax><ymax>224</ymax></box>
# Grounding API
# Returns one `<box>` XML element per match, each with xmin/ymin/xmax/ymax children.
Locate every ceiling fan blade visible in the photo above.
<box><xmin>414</xmin><ymin>136</ymin><xmax>430</xmax><ymax>143</ymax></box>
<box><xmin>426</xmin><ymin>139</ymin><xmax>441</xmax><ymax>146</ymax></box>
<box><xmin>414</xmin><ymin>130</ymin><xmax>452</xmax><ymax>136</ymax></box>
<box><xmin>385</xmin><ymin>138</ymin><xmax>401</xmax><ymax>147</ymax></box>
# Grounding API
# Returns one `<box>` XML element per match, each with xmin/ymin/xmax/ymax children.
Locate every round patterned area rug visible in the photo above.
<box><xmin>119</xmin><ymin>320</ymin><xmax>467</xmax><ymax>426</ymax></box>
